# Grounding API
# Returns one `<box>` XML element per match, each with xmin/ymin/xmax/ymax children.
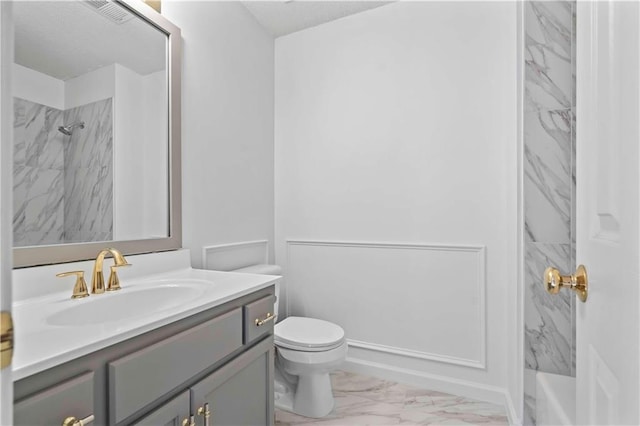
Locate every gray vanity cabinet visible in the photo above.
<box><xmin>191</xmin><ymin>337</ymin><xmax>274</xmax><ymax>426</ymax></box>
<box><xmin>14</xmin><ymin>286</ymin><xmax>275</xmax><ymax>426</ymax></box>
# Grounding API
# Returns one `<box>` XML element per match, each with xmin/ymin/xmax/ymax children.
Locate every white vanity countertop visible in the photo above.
<box><xmin>12</xmin><ymin>266</ymin><xmax>279</xmax><ymax>381</ymax></box>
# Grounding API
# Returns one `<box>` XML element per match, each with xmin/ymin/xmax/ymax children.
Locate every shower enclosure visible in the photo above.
<box><xmin>12</xmin><ymin>97</ymin><xmax>113</xmax><ymax>246</ymax></box>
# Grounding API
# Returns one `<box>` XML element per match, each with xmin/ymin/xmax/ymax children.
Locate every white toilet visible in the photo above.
<box><xmin>233</xmin><ymin>264</ymin><xmax>347</xmax><ymax>418</ymax></box>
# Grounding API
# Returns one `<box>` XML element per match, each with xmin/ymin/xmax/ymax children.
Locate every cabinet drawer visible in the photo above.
<box><xmin>109</xmin><ymin>308</ymin><xmax>242</xmax><ymax>425</ymax></box>
<box><xmin>243</xmin><ymin>295</ymin><xmax>276</xmax><ymax>344</ymax></box>
<box><xmin>14</xmin><ymin>372</ymin><xmax>94</xmax><ymax>426</ymax></box>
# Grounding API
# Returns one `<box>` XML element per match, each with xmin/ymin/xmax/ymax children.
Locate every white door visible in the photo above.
<box><xmin>0</xmin><ymin>1</ymin><xmax>13</xmax><ymax>424</ymax></box>
<box><xmin>575</xmin><ymin>1</ymin><xmax>639</xmax><ymax>424</ymax></box>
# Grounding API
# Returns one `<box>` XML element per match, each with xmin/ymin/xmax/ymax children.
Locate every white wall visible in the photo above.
<box><xmin>113</xmin><ymin>63</ymin><xmax>145</xmax><ymax>240</ymax></box>
<box><xmin>275</xmin><ymin>1</ymin><xmax>519</xmax><ymax>409</ymax></box>
<box><xmin>13</xmin><ymin>63</ymin><xmax>64</xmax><ymax>110</ymax></box>
<box><xmin>162</xmin><ymin>1</ymin><xmax>275</xmax><ymax>269</ymax></box>
<box><xmin>142</xmin><ymin>70</ymin><xmax>168</xmax><ymax>238</ymax></box>
<box><xmin>65</xmin><ymin>64</ymin><xmax>115</xmax><ymax>110</ymax></box>
<box><xmin>112</xmin><ymin>64</ymin><xmax>167</xmax><ymax>240</ymax></box>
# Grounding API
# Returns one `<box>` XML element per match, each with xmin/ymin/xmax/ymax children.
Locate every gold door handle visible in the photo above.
<box><xmin>182</xmin><ymin>415</ymin><xmax>195</xmax><ymax>426</ymax></box>
<box><xmin>255</xmin><ymin>313</ymin><xmax>276</xmax><ymax>327</ymax></box>
<box><xmin>197</xmin><ymin>403</ymin><xmax>211</xmax><ymax>426</ymax></box>
<box><xmin>62</xmin><ymin>414</ymin><xmax>94</xmax><ymax>426</ymax></box>
<box><xmin>0</xmin><ymin>312</ymin><xmax>13</xmax><ymax>369</ymax></box>
<box><xmin>544</xmin><ymin>264</ymin><xmax>589</xmax><ymax>302</ymax></box>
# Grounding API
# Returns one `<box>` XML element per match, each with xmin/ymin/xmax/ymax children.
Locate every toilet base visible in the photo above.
<box><xmin>294</xmin><ymin>372</ymin><xmax>335</xmax><ymax>418</ymax></box>
<box><xmin>274</xmin><ymin>364</ymin><xmax>335</xmax><ymax>418</ymax></box>
<box><xmin>274</xmin><ymin>365</ymin><xmax>296</xmax><ymax>414</ymax></box>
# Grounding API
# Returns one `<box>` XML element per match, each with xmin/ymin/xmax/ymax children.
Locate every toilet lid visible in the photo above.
<box><xmin>275</xmin><ymin>317</ymin><xmax>345</xmax><ymax>351</ymax></box>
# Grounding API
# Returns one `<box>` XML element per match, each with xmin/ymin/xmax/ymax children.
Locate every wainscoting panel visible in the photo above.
<box><xmin>286</xmin><ymin>240</ymin><xmax>486</xmax><ymax>369</ymax></box>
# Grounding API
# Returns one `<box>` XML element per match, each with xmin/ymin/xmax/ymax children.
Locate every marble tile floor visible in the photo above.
<box><xmin>275</xmin><ymin>371</ymin><xmax>508</xmax><ymax>425</ymax></box>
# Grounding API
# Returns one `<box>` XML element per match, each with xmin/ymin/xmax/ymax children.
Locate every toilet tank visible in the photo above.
<box><xmin>232</xmin><ymin>264</ymin><xmax>282</xmax><ymax>318</ymax></box>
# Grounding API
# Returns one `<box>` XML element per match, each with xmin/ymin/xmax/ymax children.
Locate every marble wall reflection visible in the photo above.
<box><xmin>63</xmin><ymin>99</ymin><xmax>113</xmax><ymax>243</ymax></box>
<box><xmin>13</xmin><ymin>98</ymin><xmax>65</xmax><ymax>246</ymax></box>
<box><xmin>523</xmin><ymin>1</ymin><xmax>576</xmax><ymax>424</ymax></box>
<box><xmin>13</xmin><ymin>97</ymin><xmax>113</xmax><ymax>247</ymax></box>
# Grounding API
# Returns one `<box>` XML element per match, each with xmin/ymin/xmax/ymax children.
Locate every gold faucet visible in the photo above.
<box><xmin>92</xmin><ymin>248</ymin><xmax>131</xmax><ymax>293</ymax></box>
<box><xmin>56</xmin><ymin>271</ymin><xmax>90</xmax><ymax>299</ymax></box>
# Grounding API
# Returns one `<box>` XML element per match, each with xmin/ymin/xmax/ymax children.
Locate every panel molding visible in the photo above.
<box><xmin>285</xmin><ymin>239</ymin><xmax>486</xmax><ymax>369</ymax></box>
<box><xmin>588</xmin><ymin>344</ymin><xmax>620</xmax><ymax>424</ymax></box>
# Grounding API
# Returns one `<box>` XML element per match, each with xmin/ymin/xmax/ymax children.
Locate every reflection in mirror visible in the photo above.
<box><xmin>13</xmin><ymin>0</ymin><xmax>168</xmax><ymax>248</ymax></box>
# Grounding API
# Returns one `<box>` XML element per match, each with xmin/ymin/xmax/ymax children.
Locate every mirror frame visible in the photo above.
<box><xmin>13</xmin><ymin>0</ymin><xmax>182</xmax><ymax>268</ymax></box>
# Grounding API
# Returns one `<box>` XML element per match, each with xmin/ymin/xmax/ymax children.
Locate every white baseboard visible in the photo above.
<box><xmin>504</xmin><ymin>389</ymin><xmax>522</xmax><ymax>426</ymax></box>
<box><xmin>343</xmin><ymin>357</ymin><xmax>518</xmax><ymax>424</ymax></box>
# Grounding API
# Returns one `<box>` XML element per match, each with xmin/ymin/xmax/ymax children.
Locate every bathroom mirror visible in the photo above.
<box><xmin>12</xmin><ymin>0</ymin><xmax>181</xmax><ymax>267</ymax></box>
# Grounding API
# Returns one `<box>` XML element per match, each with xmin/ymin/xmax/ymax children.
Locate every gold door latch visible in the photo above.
<box><xmin>544</xmin><ymin>264</ymin><xmax>589</xmax><ymax>302</ymax></box>
<box><xmin>1</xmin><ymin>311</ymin><xmax>13</xmax><ymax>370</ymax></box>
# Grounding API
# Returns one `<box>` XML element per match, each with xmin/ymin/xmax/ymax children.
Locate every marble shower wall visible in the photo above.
<box><xmin>523</xmin><ymin>1</ymin><xmax>576</xmax><ymax>424</ymax></box>
<box><xmin>13</xmin><ymin>98</ymin><xmax>66</xmax><ymax>246</ymax></box>
<box><xmin>12</xmin><ymin>97</ymin><xmax>113</xmax><ymax>246</ymax></box>
<box><xmin>63</xmin><ymin>98</ymin><xmax>113</xmax><ymax>243</ymax></box>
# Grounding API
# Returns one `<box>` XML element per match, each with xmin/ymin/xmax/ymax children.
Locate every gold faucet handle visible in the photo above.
<box><xmin>106</xmin><ymin>264</ymin><xmax>131</xmax><ymax>292</ymax></box>
<box><xmin>56</xmin><ymin>271</ymin><xmax>89</xmax><ymax>299</ymax></box>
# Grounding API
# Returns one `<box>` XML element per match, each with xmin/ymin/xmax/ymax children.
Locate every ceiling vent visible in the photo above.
<box><xmin>82</xmin><ymin>0</ymin><xmax>135</xmax><ymax>25</ymax></box>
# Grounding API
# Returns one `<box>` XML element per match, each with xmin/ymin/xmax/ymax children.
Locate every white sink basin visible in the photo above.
<box><xmin>12</xmin><ymin>261</ymin><xmax>280</xmax><ymax>381</ymax></box>
<box><xmin>47</xmin><ymin>280</ymin><xmax>212</xmax><ymax>326</ymax></box>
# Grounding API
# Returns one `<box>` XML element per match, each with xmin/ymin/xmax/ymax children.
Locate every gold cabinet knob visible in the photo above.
<box><xmin>197</xmin><ymin>403</ymin><xmax>211</xmax><ymax>426</ymax></box>
<box><xmin>544</xmin><ymin>264</ymin><xmax>589</xmax><ymax>302</ymax></box>
<box><xmin>182</xmin><ymin>415</ymin><xmax>195</xmax><ymax>426</ymax></box>
<box><xmin>62</xmin><ymin>414</ymin><xmax>94</xmax><ymax>426</ymax></box>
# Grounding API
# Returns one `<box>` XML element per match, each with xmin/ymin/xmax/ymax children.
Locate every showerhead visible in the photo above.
<box><xmin>58</xmin><ymin>121</ymin><xmax>85</xmax><ymax>136</ymax></box>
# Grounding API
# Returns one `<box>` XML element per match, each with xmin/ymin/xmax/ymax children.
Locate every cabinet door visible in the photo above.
<box><xmin>132</xmin><ymin>391</ymin><xmax>190</xmax><ymax>426</ymax></box>
<box><xmin>191</xmin><ymin>337</ymin><xmax>274</xmax><ymax>426</ymax></box>
<box><xmin>14</xmin><ymin>372</ymin><xmax>94</xmax><ymax>426</ymax></box>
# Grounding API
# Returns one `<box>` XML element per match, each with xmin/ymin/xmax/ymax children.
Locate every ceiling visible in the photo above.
<box><xmin>241</xmin><ymin>1</ymin><xmax>392</xmax><ymax>38</ymax></box>
<box><xmin>14</xmin><ymin>1</ymin><xmax>166</xmax><ymax>81</ymax></box>
<box><xmin>14</xmin><ymin>1</ymin><xmax>391</xmax><ymax>81</ymax></box>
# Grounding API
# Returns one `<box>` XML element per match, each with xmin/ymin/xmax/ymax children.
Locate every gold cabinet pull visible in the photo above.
<box><xmin>197</xmin><ymin>403</ymin><xmax>211</xmax><ymax>426</ymax></box>
<box><xmin>255</xmin><ymin>313</ymin><xmax>276</xmax><ymax>327</ymax></box>
<box><xmin>182</xmin><ymin>415</ymin><xmax>195</xmax><ymax>426</ymax></box>
<box><xmin>62</xmin><ymin>414</ymin><xmax>94</xmax><ymax>426</ymax></box>
<box><xmin>544</xmin><ymin>264</ymin><xmax>589</xmax><ymax>302</ymax></box>
<box><xmin>0</xmin><ymin>312</ymin><xmax>13</xmax><ymax>369</ymax></box>
<box><xmin>56</xmin><ymin>271</ymin><xmax>89</xmax><ymax>299</ymax></box>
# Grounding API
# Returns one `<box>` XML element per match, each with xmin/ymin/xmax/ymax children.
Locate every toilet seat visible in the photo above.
<box><xmin>275</xmin><ymin>316</ymin><xmax>345</xmax><ymax>352</ymax></box>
